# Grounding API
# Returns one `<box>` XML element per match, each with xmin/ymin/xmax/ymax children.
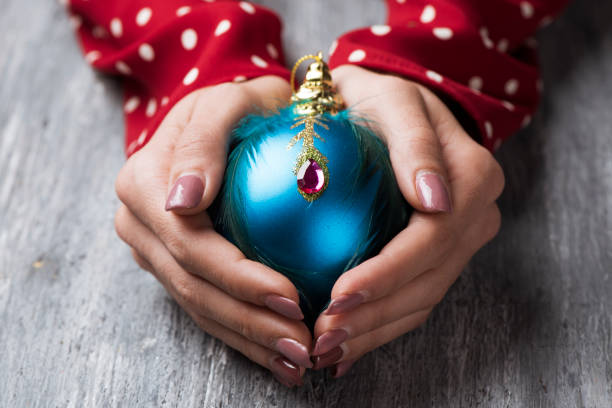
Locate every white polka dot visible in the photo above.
<box><xmin>239</xmin><ymin>2</ymin><xmax>255</xmax><ymax>14</ymax></box>
<box><xmin>522</xmin><ymin>115</ymin><xmax>532</xmax><ymax>128</ymax></box>
<box><xmin>501</xmin><ymin>100</ymin><xmax>515</xmax><ymax>111</ymax></box>
<box><xmin>124</xmin><ymin>96</ymin><xmax>140</xmax><ymax>113</ymax></box>
<box><xmin>85</xmin><ymin>50</ymin><xmax>101</xmax><ymax>64</ymax></box>
<box><xmin>497</xmin><ymin>38</ymin><xmax>509</xmax><ymax>53</ymax></box>
<box><xmin>69</xmin><ymin>15</ymin><xmax>82</xmax><ymax>30</ymax></box>
<box><xmin>348</xmin><ymin>49</ymin><xmax>366</xmax><ymax>62</ymax></box>
<box><xmin>138</xmin><ymin>43</ymin><xmax>155</xmax><ymax>61</ymax></box>
<box><xmin>145</xmin><ymin>98</ymin><xmax>157</xmax><ymax>117</ymax></box>
<box><xmin>505</xmin><ymin>79</ymin><xmax>519</xmax><ymax>95</ymax></box>
<box><xmin>329</xmin><ymin>40</ymin><xmax>338</xmax><ymax>56</ymax></box>
<box><xmin>493</xmin><ymin>138</ymin><xmax>502</xmax><ymax>151</ymax></box>
<box><xmin>479</xmin><ymin>27</ymin><xmax>494</xmax><ymax>49</ymax></box>
<box><xmin>484</xmin><ymin>121</ymin><xmax>493</xmax><ymax>139</ymax></box>
<box><xmin>397</xmin><ymin>0</ymin><xmax>406</xmax><ymax>3</ymax></box>
<box><xmin>426</xmin><ymin>70</ymin><xmax>443</xmax><ymax>83</ymax></box>
<box><xmin>176</xmin><ymin>6</ymin><xmax>191</xmax><ymax>17</ymax></box>
<box><xmin>267</xmin><ymin>43</ymin><xmax>279</xmax><ymax>59</ymax></box>
<box><xmin>233</xmin><ymin>75</ymin><xmax>247</xmax><ymax>83</ymax></box>
<box><xmin>181</xmin><ymin>29</ymin><xmax>198</xmax><ymax>50</ymax></box>
<box><xmin>371</xmin><ymin>25</ymin><xmax>391</xmax><ymax>36</ymax></box>
<box><xmin>183</xmin><ymin>68</ymin><xmax>199</xmax><ymax>85</ymax></box>
<box><xmin>126</xmin><ymin>140</ymin><xmax>138</xmax><ymax>155</ymax></box>
<box><xmin>420</xmin><ymin>5</ymin><xmax>436</xmax><ymax>23</ymax></box>
<box><xmin>433</xmin><ymin>27</ymin><xmax>453</xmax><ymax>40</ymax></box>
<box><xmin>251</xmin><ymin>55</ymin><xmax>268</xmax><ymax>68</ymax></box>
<box><xmin>136</xmin><ymin>8</ymin><xmax>152</xmax><ymax>26</ymax></box>
<box><xmin>215</xmin><ymin>20</ymin><xmax>231</xmax><ymax>36</ymax></box>
<box><xmin>137</xmin><ymin>130</ymin><xmax>147</xmax><ymax>145</ymax></box>
<box><xmin>92</xmin><ymin>26</ymin><xmax>107</xmax><ymax>38</ymax></box>
<box><xmin>110</xmin><ymin>18</ymin><xmax>122</xmax><ymax>38</ymax></box>
<box><xmin>161</xmin><ymin>96</ymin><xmax>169</xmax><ymax>106</ymax></box>
<box><xmin>520</xmin><ymin>1</ymin><xmax>534</xmax><ymax>19</ymax></box>
<box><xmin>468</xmin><ymin>76</ymin><xmax>483</xmax><ymax>92</ymax></box>
<box><xmin>115</xmin><ymin>61</ymin><xmax>131</xmax><ymax>75</ymax></box>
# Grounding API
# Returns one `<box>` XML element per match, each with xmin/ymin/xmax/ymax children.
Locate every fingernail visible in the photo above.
<box><xmin>275</xmin><ymin>338</ymin><xmax>313</xmax><ymax>368</ymax></box>
<box><xmin>313</xmin><ymin>329</ymin><xmax>349</xmax><ymax>356</ymax></box>
<box><xmin>331</xmin><ymin>360</ymin><xmax>354</xmax><ymax>378</ymax></box>
<box><xmin>270</xmin><ymin>356</ymin><xmax>302</xmax><ymax>387</ymax></box>
<box><xmin>313</xmin><ymin>346</ymin><xmax>344</xmax><ymax>370</ymax></box>
<box><xmin>264</xmin><ymin>295</ymin><xmax>304</xmax><ymax>320</ymax></box>
<box><xmin>165</xmin><ymin>175</ymin><xmax>204</xmax><ymax>211</ymax></box>
<box><xmin>415</xmin><ymin>171</ymin><xmax>452</xmax><ymax>213</ymax></box>
<box><xmin>325</xmin><ymin>293</ymin><xmax>365</xmax><ymax>315</ymax></box>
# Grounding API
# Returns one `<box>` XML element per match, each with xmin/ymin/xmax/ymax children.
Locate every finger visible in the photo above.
<box><xmin>417</xmin><ymin>86</ymin><xmax>506</xmax><ymax>204</ymax></box>
<box><xmin>114</xmin><ymin>205</ymin><xmax>314</xmax><ymax>368</ymax></box>
<box><xmin>312</xmin><ymin>308</ymin><xmax>432</xmax><ymax>370</ymax></box>
<box><xmin>165</xmin><ymin>77</ymin><xmax>290</xmax><ymax>215</ymax></box>
<box><xmin>312</xmin><ymin>209</ymin><xmax>493</xmax><ymax>354</ymax></box>
<box><xmin>115</xmin><ymin>161</ymin><xmax>305</xmax><ymax>321</ymax></box>
<box><xmin>190</xmin><ymin>313</ymin><xmax>305</xmax><ymax>387</ymax></box>
<box><xmin>324</xmin><ymin>201</ymin><xmax>501</xmax><ymax>316</ymax></box>
<box><xmin>333</xmin><ymin>66</ymin><xmax>452</xmax><ymax>213</ymax></box>
<box><xmin>130</xmin><ymin>248</ymin><xmax>153</xmax><ymax>272</ymax></box>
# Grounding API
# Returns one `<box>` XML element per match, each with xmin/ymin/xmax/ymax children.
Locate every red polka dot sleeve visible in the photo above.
<box><xmin>67</xmin><ymin>0</ymin><xmax>289</xmax><ymax>157</ymax></box>
<box><xmin>328</xmin><ymin>0</ymin><xmax>569</xmax><ymax>151</ymax></box>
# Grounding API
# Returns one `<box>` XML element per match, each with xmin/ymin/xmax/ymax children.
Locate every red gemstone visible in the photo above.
<box><xmin>297</xmin><ymin>159</ymin><xmax>325</xmax><ymax>194</ymax></box>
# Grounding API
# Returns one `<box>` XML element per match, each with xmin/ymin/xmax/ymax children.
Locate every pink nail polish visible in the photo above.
<box><xmin>275</xmin><ymin>338</ymin><xmax>313</xmax><ymax>368</ymax></box>
<box><xmin>313</xmin><ymin>329</ymin><xmax>349</xmax><ymax>356</ymax></box>
<box><xmin>270</xmin><ymin>356</ymin><xmax>302</xmax><ymax>387</ymax></box>
<box><xmin>325</xmin><ymin>293</ymin><xmax>365</xmax><ymax>315</ymax></box>
<box><xmin>264</xmin><ymin>295</ymin><xmax>304</xmax><ymax>320</ymax></box>
<box><xmin>415</xmin><ymin>171</ymin><xmax>452</xmax><ymax>213</ymax></box>
<box><xmin>331</xmin><ymin>360</ymin><xmax>354</xmax><ymax>378</ymax></box>
<box><xmin>312</xmin><ymin>346</ymin><xmax>344</xmax><ymax>370</ymax></box>
<box><xmin>165</xmin><ymin>175</ymin><xmax>204</xmax><ymax>211</ymax></box>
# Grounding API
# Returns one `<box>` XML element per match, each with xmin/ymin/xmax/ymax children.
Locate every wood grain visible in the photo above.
<box><xmin>0</xmin><ymin>0</ymin><xmax>610</xmax><ymax>406</ymax></box>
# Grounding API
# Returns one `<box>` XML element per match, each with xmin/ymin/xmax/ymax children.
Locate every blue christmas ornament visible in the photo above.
<box><xmin>211</xmin><ymin>54</ymin><xmax>411</xmax><ymax>327</ymax></box>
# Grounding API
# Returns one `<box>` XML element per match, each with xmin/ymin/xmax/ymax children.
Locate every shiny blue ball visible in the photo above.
<box><xmin>211</xmin><ymin>109</ymin><xmax>410</xmax><ymax>326</ymax></box>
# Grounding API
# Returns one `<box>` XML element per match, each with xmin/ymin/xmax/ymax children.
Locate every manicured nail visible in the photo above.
<box><xmin>313</xmin><ymin>346</ymin><xmax>344</xmax><ymax>370</ymax></box>
<box><xmin>165</xmin><ymin>175</ymin><xmax>204</xmax><ymax>211</ymax></box>
<box><xmin>313</xmin><ymin>329</ymin><xmax>349</xmax><ymax>356</ymax></box>
<box><xmin>275</xmin><ymin>338</ymin><xmax>313</xmax><ymax>368</ymax></box>
<box><xmin>331</xmin><ymin>360</ymin><xmax>354</xmax><ymax>378</ymax></box>
<box><xmin>264</xmin><ymin>295</ymin><xmax>304</xmax><ymax>320</ymax></box>
<box><xmin>325</xmin><ymin>293</ymin><xmax>365</xmax><ymax>315</ymax></box>
<box><xmin>270</xmin><ymin>356</ymin><xmax>302</xmax><ymax>387</ymax></box>
<box><xmin>415</xmin><ymin>171</ymin><xmax>452</xmax><ymax>213</ymax></box>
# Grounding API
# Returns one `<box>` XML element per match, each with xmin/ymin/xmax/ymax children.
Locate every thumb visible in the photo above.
<box><xmin>370</xmin><ymin>86</ymin><xmax>453</xmax><ymax>213</ymax></box>
<box><xmin>164</xmin><ymin>84</ymin><xmax>253</xmax><ymax>215</ymax></box>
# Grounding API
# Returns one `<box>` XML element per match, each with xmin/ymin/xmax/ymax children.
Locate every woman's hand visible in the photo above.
<box><xmin>311</xmin><ymin>66</ymin><xmax>505</xmax><ymax>377</ymax></box>
<box><xmin>114</xmin><ymin>77</ymin><xmax>313</xmax><ymax>387</ymax></box>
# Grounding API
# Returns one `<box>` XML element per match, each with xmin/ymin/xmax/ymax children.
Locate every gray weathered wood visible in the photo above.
<box><xmin>0</xmin><ymin>0</ymin><xmax>610</xmax><ymax>406</ymax></box>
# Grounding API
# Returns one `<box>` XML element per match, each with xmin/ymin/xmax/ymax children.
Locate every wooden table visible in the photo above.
<box><xmin>1</xmin><ymin>0</ymin><xmax>610</xmax><ymax>406</ymax></box>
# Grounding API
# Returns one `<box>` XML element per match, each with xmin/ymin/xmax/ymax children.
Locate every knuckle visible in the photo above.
<box><xmin>114</xmin><ymin>206</ymin><xmax>130</xmax><ymax>243</ymax></box>
<box><xmin>484</xmin><ymin>205</ymin><xmax>502</xmax><ymax>242</ymax></box>
<box><xmin>115</xmin><ymin>163</ymin><xmax>133</xmax><ymax>204</ymax></box>
<box><xmin>488</xmin><ymin>159</ymin><xmax>506</xmax><ymax>199</ymax></box>
<box><xmin>235</xmin><ymin>319</ymin><xmax>257</xmax><ymax>342</ymax></box>
<box><xmin>170</xmin><ymin>272</ymin><xmax>196</xmax><ymax>304</ymax></box>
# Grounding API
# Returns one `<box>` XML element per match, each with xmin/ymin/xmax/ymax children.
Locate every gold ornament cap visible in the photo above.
<box><xmin>290</xmin><ymin>52</ymin><xmax>343</xmax><ymax>116</ymax></box>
